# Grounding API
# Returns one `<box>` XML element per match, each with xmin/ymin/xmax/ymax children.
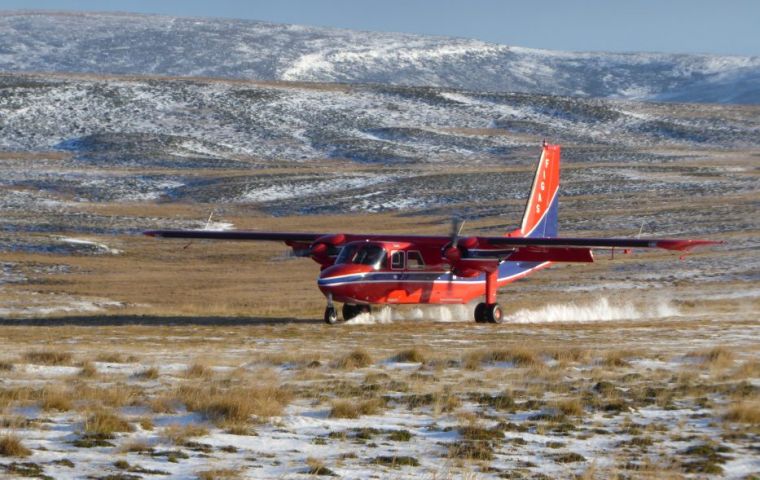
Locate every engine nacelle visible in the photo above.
<box><xmin>309</xmin><ymin>234</ymin><xmax>346</xmax><ymax>267</ymax></box>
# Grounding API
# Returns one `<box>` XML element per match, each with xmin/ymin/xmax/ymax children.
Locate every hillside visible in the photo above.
<box><xmin>1</xmin><ymin>11</ymin><xmax>759</xmax><ymax>103</ymax></box>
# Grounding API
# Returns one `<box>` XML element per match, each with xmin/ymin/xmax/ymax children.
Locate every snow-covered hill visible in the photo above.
<box><xmin>1</xmin><ymin>11</ymin><xmax>759</xmax><ymax>104</ymax></box>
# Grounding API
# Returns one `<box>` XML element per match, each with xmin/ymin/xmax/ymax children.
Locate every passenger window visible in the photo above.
<box><xmin>407</xmin><ymin>251</ymin><xmax>425</xmax><ymax>269</ymax></box>
<box><xmin>391</xmin><ymin>251</ymin><xmax>404</xmax><ymax>270</ymax></box>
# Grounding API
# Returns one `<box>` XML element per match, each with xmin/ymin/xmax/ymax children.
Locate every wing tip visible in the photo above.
<box><xmin>656</xmin><ymin>239</ymin><xmax>724</xmax><ymax>251</ymax></box>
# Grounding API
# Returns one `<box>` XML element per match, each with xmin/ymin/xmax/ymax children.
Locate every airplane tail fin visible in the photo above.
<box><xmin>514</xmin><ymin>142</ymin><xmax>561</xmax><ymax>238</ymax></box>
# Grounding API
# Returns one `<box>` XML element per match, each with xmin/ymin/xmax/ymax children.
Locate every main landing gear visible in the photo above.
<box><xmin>474</xmin><ymin>269</ymin><xmax>504</xmax><ymax>324</ymax></box>
<box><xmin>474</xmin><ymin>302</ymin><xmax>503</xmax><ymax>324</ymax></box>
<box><xmin>342</xmin><ymin>303</ymin><xmax>370</xmax><ymax>322</ymax></box>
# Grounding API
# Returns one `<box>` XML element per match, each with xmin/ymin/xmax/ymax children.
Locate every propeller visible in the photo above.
<box><xmin>443</xmin><ymin>217</ymin><xmax>466</xmax><ymax>286</ymax></box>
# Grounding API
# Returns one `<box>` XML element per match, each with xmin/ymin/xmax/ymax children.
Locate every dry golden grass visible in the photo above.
<box><xmin>40</xmin><ymin>386</ymin><xmax>73</xmax><ymax>411</ymax></box>
<box><xmin>0</xmin><ymin>387</ymin><xmax>35</xmax><ymax>410</ymax></box>
<box><xmin>136</xmin><ymin>366</ymin><xmax>160</xmax><ymax>380</ymax></box>
<box><xmin>329</xmin><ymin>398</ymin><xmax>385</xmax><ymax>419</ymax></box>
<box><xmin>83</xmin><ymin>410</ymin><xmax>134</xmax><ymax>437</ymax></box>
<box><xmin>179</xmin><ymin>383</ymin><xmax>292</xmax><ymax>425</ymax></box>
<box><xmin>0</xmin><ymin>434</ymin><xmax>31</xmax><ymax>457</ymax></box>
<box><xmin>601</xmin><ymin>350</ymin><xmax>631</xmax><ymax>367</ymax></box>
<box><xmin>335</xmin><ymin>348</ymin><xmax>373</xmax><ymax>369</ymax></box>
<box><xmin>78</xmin><ymin>361</ymin><xmax>98</xmax><ymax>378</ymax></box>
<box><xmin>724</xmin><ymin>399</ymin><xmax>760</xmax><ymax>425</ymax></box>
<box><xmin>94</xmin><ymin>353</ymin><xmax>138</xmax><ymax>363</ymax></box>
<box><xmin>464</xmin><ymin>347</ymin><xmax>542</xmax><ymax>369</ymax></box>
<box><xmin>688</xmin><ymin>346</ymin><xmax>736</xmax><ymax>370</ymax></box>
<box><xmin>392</xmin><ymin>348</ymin><xmax>427</xmax><ymax>363</ymax></box>
<box><xmin>22</xmin><ymin>350</ymin><xmax>72</xmax><ymax>365</ymax></box>
<box><xmin>555</xmin><ymin>398</ymin><xmax>585</xmax><ymax>417</ymax></box>
<box><xmin>162</xmin><ymin>424</ymin><xmax>210</xmax><ymax>444</ymax></box>
<box><xmin>78</xmin><ymin>384</ymin><xmax>145</xmax><ymax>408</ymax></box>
<box><xmin>119</xmin><ymin>438</ymin><xmax>153</xmax><ymax>453</ymax></box>
<box><xmin>138</xmin><ymin>417</ymin><xmax>154</xmax><ymax>431</ymax></box>
<box><xmin>185</xmin><ymin>362</ymin><xmax>212</xmax><ymax>378</ymax></box>
<box><xmin>197</xmin><ymin>469</ymin><xmax>241</xmax><ymax>480</ymax></box>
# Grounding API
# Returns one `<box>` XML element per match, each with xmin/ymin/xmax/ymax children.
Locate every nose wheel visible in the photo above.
<box><xmin>324</xmin><ymin>306</ymin><xmax>338</xmax><ymax>324</ymax></box>
<box><xmin>324</xmin><ymin>293</ymin><xmax>338</xmax><ymax>325</ymax></box>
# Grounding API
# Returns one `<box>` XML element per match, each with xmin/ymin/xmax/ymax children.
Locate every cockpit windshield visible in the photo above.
<box><xmin>335</xmin><ymin>243</ymin><xmax>387</xmax><ymax>269</ymax></box>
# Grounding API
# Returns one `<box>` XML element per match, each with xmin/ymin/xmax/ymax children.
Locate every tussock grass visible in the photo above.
<box><xmin>138</xmin><ymin>417</ymin><xmax>154</xmax><ymax>431</ymax></box>
<box><xmin>0</xmin><ymin>360</ymin><xmax>13</xmax><ymax>371</ymax></box>
<box><xmin>162</xmin><ymin>424</ymin><xmax>210</xmax><ymax>444</ymax></box>
<box><xmin>335</xmin><ymin>349</ymin><xmax>373</xmax><ymax>369</ymax></box>
<box><xmin>119</xmin><ymin>439</ymin><xmax>153</xmax><ymax>453</ymax></box>
<box><xmin>40</xmin><ymin>386</ymin><xmax>73</xmax><ymax>411</ymax></box>
<box><xmin>0</xmin><ymin>387</ymin><xmax>35</xmax><ymax>410</ymax></box>
<box><xmin>329</xmin><ymin>398</ymin><xmax>385</xmax><ymax>419</ymax></box>
<box><xmin>94</xmin><ymin>353</ymin><xmax>137</xmax><ymax>363</ymax></box>
<box><xmin>78</xmin><ymin>361</ymin><xmax>98</xmax><ymax>378</ymax></box>
<box><xmin>555</xmin><ymin>398</ymin><xmax>584</xmax><ymax>417</ymax></box>
<box><xmin>464</xmin><ymin>347</ymin><xmax>542</xmax><ymax>369</ymax></box>
<box><xmin>688</xmin><ymin>346</ymin><xmax>735</xmax><ymax>369</ymax></box>
<box><xmin>136</xmin><ymin>366</ymin><xmax>160</xmax><ymax>380</ymax></box>
<box><xmin>185</xmin><ymin>362</ymin><xmax>212</xmax><ymax>378</ymax></box>
<box><xmin>83</xmin><ymin>410</ymin><xmax>134</xmax><ymax>438</ymax></box>
<box><xmin>197</xmin><ymin>468</ymin><xmax>241</xmax><ymax>480</ymax></box>
<box><xmin>391</xmin><ymin>348</ymin><xmax>426</xmax><ymax>363</ymax></box>
<box><xmin>400</xmin><ymin>390</ymin><xmax>461</xmax><ymax>413</ymax></box>
<box><xmin>179</xmin><ymin>383</ymin><xmax>292</xmax><ymax>425</ymax></box>
<box><xmin>724</xmin><ymin>399</ymin><xmax>760</xmax><ymax>424</ymax></box>
<box><xmin>601</xmin><ymin>350</ymin><xmax>630</xmax><ymax>367</ymax></box>
<box><xmin>0</xmin><ymin>434</ymin><xmax>31</xmax><ymax>457</ymax></box>
<box><xmin>79</xmin><ymin>384</ymin><xmax>145</xmax><ymax>408</ymax></box>
<box><xmin>23</xmin><ymin>350</ymin><xmax>72</xmax><ymax>365</ymax></box>
<box><xmin>306</xmin><ymin>457</ymin><xmax>336</xmax><ymax>476</ymax></box>
<box><xmin>371</xmin><ymin>455</ymin><xmax>420</xmax><ymax>467</ymax></box>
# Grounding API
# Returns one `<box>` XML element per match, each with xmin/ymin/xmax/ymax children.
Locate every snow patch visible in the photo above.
<box><xmin>56</xmin><ymin>237</ymin><xmax>121</xmax><ymax>254</ymax></box>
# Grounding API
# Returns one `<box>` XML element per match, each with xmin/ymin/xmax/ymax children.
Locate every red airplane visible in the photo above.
<box><xmin>145</xmin><ymin>143</ymin><xmax>719</xmax><ymax>324</ymax></box>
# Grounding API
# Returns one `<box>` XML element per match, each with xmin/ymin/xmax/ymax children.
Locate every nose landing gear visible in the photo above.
<box><xmin>324</xmin><ymin>294</ymin><xmax>338</xmax><ymax>324</ymax></box>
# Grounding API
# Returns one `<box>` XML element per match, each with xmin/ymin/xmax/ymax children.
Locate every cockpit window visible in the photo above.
<box><xmin>335</xmin><ymin>244</ymin><xmax>358</xmax><ymax>265</ymax></box>
<box><xmin>335</xmin><ymin>243</ymin><xmax>387</xmax><ymax>269</ymax></box>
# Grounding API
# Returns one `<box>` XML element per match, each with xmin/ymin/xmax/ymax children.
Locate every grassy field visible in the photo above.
<box><xmin>0</xmin><ymin>78</ymin><xmax>758</xmax><ymax>477</ymax></box>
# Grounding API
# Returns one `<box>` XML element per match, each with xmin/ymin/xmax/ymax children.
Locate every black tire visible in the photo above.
<box><xmin>324</xmin><ymin>306</ymin><xmax>338</xmax><ymax>325</ymax></box>
<box><xmin>342</xmin><ymin>304</ymin><xmax>358</xmax><ymax>321</ymax></box>
<box><xmin>474</xmin><ymin>302</ymin><xmax>486</xmax><ymax>323</ymax></box>
<box><xmin>486</xmin><ymin>303</ymin><xmax>503</xmax><ymax>324</ymax></box>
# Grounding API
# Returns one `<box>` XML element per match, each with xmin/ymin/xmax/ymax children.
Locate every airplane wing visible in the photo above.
<box><xmin>143</xmin><ymin>230</ymin><xmax>322</xmax><ymax>242</ymax></box>
<box><xmin>145</xmin><ymin>229</ymin><xmax>720</xmax><ymax>254</ymax></box>
<box><xmin>477</xmin><ymin>237</ymin><xmax>720</xmax><ymax>251</ymax></box>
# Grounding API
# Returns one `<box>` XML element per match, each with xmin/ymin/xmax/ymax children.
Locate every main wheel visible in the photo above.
<box><xmin>485</xmin><ymin>303</ymin><xmax>503</xmax><ymax>324</ymax></box>
<box><xmin>342</xmin><ymin>304</ymin><xmax>358</xmax><ymax>321</ymax></box>
<box><xmin>324</xmin><ymin>306</ymin><xmax>338</xmax><ymax>325</ymax></box>
<box><xmin>474</xmin><ymin>302</ymin><xmax>487</xmax><ymax>323</ymax></box>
